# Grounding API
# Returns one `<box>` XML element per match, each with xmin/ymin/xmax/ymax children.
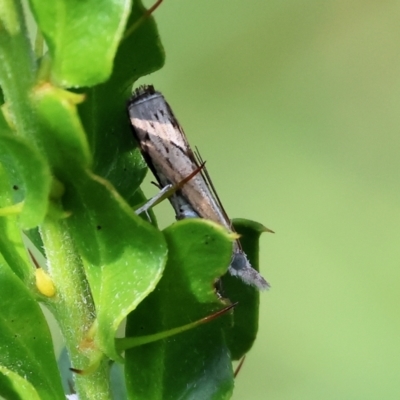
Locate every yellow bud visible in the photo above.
<box><xmin>35</xmin><ymin>268</ymin><xmax>56</xmax><ymax>297</ymax></box>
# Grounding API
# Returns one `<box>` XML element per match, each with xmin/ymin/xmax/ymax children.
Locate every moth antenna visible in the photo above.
<box><xmin>194</xmin><ymin>146</ymin><xmax>234</xmax><ymax>232</ymax></box>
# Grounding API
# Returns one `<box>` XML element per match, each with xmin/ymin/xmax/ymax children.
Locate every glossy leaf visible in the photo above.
<box><xmin>78</xmin><ymin>0</ymin><xmax>165</xmax><ymax>204</ymax></box>
<box><xmin>0</xmin><ymin>133</ymin><xmax>52</xmax><ymax>229</ymax></box>
<box><xmin>0</xmin><ymin>366</ymin><xmax>41</xmax><ymax>400</ymax></box>
<box><xmin>0</xmin><ymin>0</ymin><xmax>36</xmax><ymax>140</ymax></box>
<box><xmin>125</xmin><ymin>219</ymin><xmax>235</xmax><ymax>400</ymax></box>
<box><xmin>0</xmin><ymin>0</ymin><xmax>170</xmax><ymax>398</ymax></box>
<box><xmin>23</xmin><ymin>228</ymin><xmax>45</xmax><ymax>257</ymax></box>
<box><xmin>31</xmin><ymin>84</ymin><xmax>91</xmax><ymax>178</ymax></box>
<box><xmin>221</xmin><ymin>218</ymin><xmax>271</xmax><ymax>360</ymax></box>
<box><xmin>28</xmin><ymin>0</ymin><xmax>131</xmax><ymax>87</ymax></box>
<box><xmin>106</xmin><ymin>0</ymin><xmax>165</xmax><ymax>90</ymax></box>
<box><xmin>63</xmin><ymin>171</ymin><xmax>167</xmax><ymax>361</ymax></box>
<box><xmin>0</xmin><ymin>261</ymin><xmax>65</xmax><ymax>400</ymax></box>
<box><xmin>0</xmin><ymin>162</ymin><xmax>32</xmax><ymax>282</ymax></box>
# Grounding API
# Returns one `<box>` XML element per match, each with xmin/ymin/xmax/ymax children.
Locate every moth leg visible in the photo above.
<box><xmin>135</xmin><ymin>163</ymin><xmax>205</xmax><ymax>215</ymax></box>
<box><xmin>134</xmin><ymin>184</ymin><xmax>173</xmax><ymax>215</ymax></box>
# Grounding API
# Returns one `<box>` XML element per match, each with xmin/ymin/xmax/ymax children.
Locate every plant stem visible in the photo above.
<box><xmin>40</xmin><ymin>216</ymin><xmax>111</xmax><ymax>400</ymax></box>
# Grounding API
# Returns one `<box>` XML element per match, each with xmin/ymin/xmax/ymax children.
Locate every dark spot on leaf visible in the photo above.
<box><xmin>13</xmin><ymin>185</ymin><xmax>18</xmax><ymax>190</ymax></box>
<box><xmin>96</xmin><ymin>225</ymin><xmax>102</xmax><ymax>230</ymax></box>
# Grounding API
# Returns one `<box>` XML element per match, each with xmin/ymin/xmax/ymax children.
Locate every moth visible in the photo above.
<box><xmin>128</xmin><ymin>85</ymin><xmax>269</xmax><ymax>290</ymax></box>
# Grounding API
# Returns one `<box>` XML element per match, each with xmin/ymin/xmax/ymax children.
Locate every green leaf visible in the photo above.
<box><xmin>0</xmin><ymin>162</ymin><xmax>32</xmax><ymax>282</ymax></box>
<box><xmin>0</xmin><ymin>366</ymin><xmax>41</xmax><ymax>400</ymax></box>
<box><xmin>222</xmin><ymin>218</ymin><xmax>271</xmax><ymax>360</ymax></box>
<box><xmin>0</xmin><ymin>261</ymin><xmax>65</xmax><ymax>400</ymax></box>
<box><xmin>125</xmin><ymin>219</ymin><xmax>235</xmax><ymax>400</ymax></box>
<box><xmin>28</xmin><ymin>0</ymin><xmax>131</xmax><ymax>87</ymax></box>
<box><xmin>0</xmin><ymin>1</ymin><xmax>44</xmax><ymax>198</ymax></box>
<box><xmin>23</xmin><ymin>228</ymin><xmax>45</xmax><ymax>257</ymax></box>
<box><xmin>32</xmin><ymin>84</ymin><xmax>91</xmax><ymax>177</ymax></box>
<box><xmin>63</xmin><ymin>171</ymin><xmax>167</xmax><ymax>361</ymax></box>
<box><xmin>0</xmin><ymin>0</ymin><xmax>21</xmax><ymax>36</ymax></box>
<box><xmin>0</xmin><ymin>133</ymin><xmax>52</xmax><ymax>229</ymax></box>
<box><xmin>107</xmin><ymin>0</ymin><xmax>165</xmax><ymax>90</ymax></box>
<box><xmin>81</xmin><ymin>88</ymin><xmax>148</xmax><ymax>207</ymax></box>
<box><xmin>77</xmin><ymin>0</ymin><xmax>165</xmax><ymax>202</ymax></box>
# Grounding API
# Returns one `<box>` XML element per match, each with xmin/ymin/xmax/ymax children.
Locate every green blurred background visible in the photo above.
<box><xmin>138</xmin><ymin>1</ymin><xmax>400</xmax><ymax>399</ymax></box>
